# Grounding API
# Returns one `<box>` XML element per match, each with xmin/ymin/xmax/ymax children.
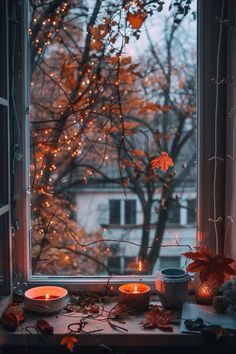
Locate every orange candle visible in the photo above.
<box><xmin>118</xmin><ymin>283</ymin><xmax>150</xmax><ymax>311</ymax></box>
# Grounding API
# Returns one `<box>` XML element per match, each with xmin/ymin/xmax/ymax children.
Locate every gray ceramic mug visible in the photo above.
<box><xmin>155</xmin><ymin>268</ymin><xmax>191</xmax><ymax>309</ymax></box>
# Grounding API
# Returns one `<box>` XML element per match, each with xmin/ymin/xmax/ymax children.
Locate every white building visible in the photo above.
<box><xmin>76</xmin><ymin>186</ymin><xmax>196</xmax><ymax>275</ymax></box>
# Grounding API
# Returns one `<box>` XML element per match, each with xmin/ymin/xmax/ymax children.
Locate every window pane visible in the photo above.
<box><xmin>125</xmin><ymin>200</ymin><xmax>136</xmax><ymax>225</ymax></box>
<box><xmin>109</xmin><ymin>200</ymin><xmax>121</xmax><ymax>225</ymax></box>
<box><xmin>168</xmin><ymin>201</ymin><xmax>180</xmax><ymax>224</ymax></box>
<box><xmin>29</xmin><ymin>0</ymin><xmax>197</xmax><ymax>276</ymax></box>
<box><xmin>187</xmin><ymin>199</ymin><xmax>196</xmax><ymax>224</ymax></box>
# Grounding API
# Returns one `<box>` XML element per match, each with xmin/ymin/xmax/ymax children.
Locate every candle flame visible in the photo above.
<box><xmin>138</xmin><ymin>260</ymin><xmax>143</xmax><ymax>272</ymax></box>
<box><xmin>133</xmin><ymin>285</ymin><xmax>139</xmax><ymax>294</ymax></box>
<box><xmin>45</xmin><ymin>293</ymin><xmax>50</xmax><ymax>300</ymax></box>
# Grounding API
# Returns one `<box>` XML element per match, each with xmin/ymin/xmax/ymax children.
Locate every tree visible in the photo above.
<box><xmin>29</xmin><ymin>0</ymin><xmax>195</xmax><ymax>275</ymax></box>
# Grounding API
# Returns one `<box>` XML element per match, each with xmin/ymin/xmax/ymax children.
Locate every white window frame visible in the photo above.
<box><xmin>12</xmin><ymin>0</ymin><xmax>232</xmax><ymax>293</ymax></box>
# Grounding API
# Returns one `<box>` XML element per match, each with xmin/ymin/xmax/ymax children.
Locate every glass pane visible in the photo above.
<box><xmin>125</xmin><ymin>200</ymin><xmax>136</xmax><ymax>225</ymax></box>
<box><xmin>187</xmin><ymin>199</ymin><xmax>196</xmax><ymax>224</ymax></box>
<box><xmin>109</xmin><ymin>200</ymin><xmax>121</xmax><ymax>225</ymax></box>
<box><xmin>168</xmin><ymin>201</ymin><xmax>180</xmax><ymax>224</ymax></box>
<box><xmin>29</xmin><ymin>0</ymin><xmax>197</xmax><ymax>276</ymax></box>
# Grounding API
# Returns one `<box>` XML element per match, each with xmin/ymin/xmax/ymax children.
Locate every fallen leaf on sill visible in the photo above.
<box><xmin>60</xmin><ymin>336</ymin><xmax>78</xmax><ymax>352</ymax></box>
<box><xmin>140</xmin><ymin>305</ymin><xmax>174</xmax><ymax>331</ymax></box>
<box><xmin>2</xmin><ymin>303</ymin><xmax>25</xmax><ymax>332</ymax></box>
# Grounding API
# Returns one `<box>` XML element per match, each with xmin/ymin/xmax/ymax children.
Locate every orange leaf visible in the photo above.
<box><xmin>127</xmin><ymin>11</ymin><xmax>147</xmax><ymax>29</ymax></box>
<box><xmin>60</xmin><ymin>336</ymin><xmax>78</xmax><ymax>352</ymax></box>
<box><xmin>151</xmin><ymin>152</ymin><xmax>174</xmax><ymax>172</ymax></box>
<box><xmin>140</xmin><ymin>306</ymin><xmax>173</xmax><ymax>331</ymax></box>
<box><xmin>132</xmin><ymin>149</ymin><xmax>145</xmax><ymax>157</ymax></box>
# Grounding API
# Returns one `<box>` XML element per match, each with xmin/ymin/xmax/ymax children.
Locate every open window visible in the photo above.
<box><xmin>7</xmin><ymin>0</ymin><xmax>234</xmax><ymax>290</ymax></box>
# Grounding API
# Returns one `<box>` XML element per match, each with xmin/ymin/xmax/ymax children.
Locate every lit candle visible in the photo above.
<box><xmin>33</xmin><ymin>293</ymin><xmax>60</xmax><ymax>300</ymax></box>
<box><xmin>118</xmin><ymin>283</ymin><xmax>150</xmax><ymax>311</ymax></box>
<box><xmin>196</xmin><ymin>283</ymin><xmax>213</xmax><ymax>304</ymax></box>
<box><xmin>24</xmin><ymin>286</ymin><xmax>68</xmax><ymax>313</ymax></box>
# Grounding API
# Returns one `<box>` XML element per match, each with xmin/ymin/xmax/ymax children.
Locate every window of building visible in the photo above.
<box><xmin>187</xmin><ymin>199</ymin><xmax>196</xmax><ymax>225</ymax></box>
<box><xmin>125</xmin><ymin>200</ymin><xmax>137</xmax><ymax>225</ymax></box>
<box><xmin>168</xmin><ymin>201</ymin><xmax>181</xmax><ymax>225</ymax></box>
<box><xmin>109</xmin><ymin>200</ymin><xmax>121</xmax><ymax>225</ymax></box>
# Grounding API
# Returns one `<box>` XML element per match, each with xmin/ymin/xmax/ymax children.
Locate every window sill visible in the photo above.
<box><xmin>0</xmin><ymin>296</ymin><xmax>204</xmax><ymax>348</ymax></box>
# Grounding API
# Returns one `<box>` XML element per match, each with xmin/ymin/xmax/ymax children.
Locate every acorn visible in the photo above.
<box><xmin>212</xmin><ymin>295</ymin><xmax>229</xmax><ymax>313</ymax></box>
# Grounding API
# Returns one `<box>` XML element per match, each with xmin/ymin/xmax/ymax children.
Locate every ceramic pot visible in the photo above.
<box><xmin>155</xmin><ymin>268</ymin><xmax>191</xmax><ymax>309</ymax></box>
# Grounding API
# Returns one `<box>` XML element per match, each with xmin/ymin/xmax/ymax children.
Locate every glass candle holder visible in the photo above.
<box><xmin>195</xmin><ymin>274</ymin><xmax>220</xmax><ymax>305</ymax></box>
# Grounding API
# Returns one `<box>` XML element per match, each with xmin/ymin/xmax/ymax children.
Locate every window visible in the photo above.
<box><xmin>125</xmin><ymin>200</ymin><xmax>136</xmax><ymax>225</ymax></box>
<box><xmin>109</xmin><ymin>200</ymin><xmax>121</xmax><ymax>225</ymax></box>
<box><xmin>109</xmin><ymin>199</ymin><xmax>137</xmax><ymax>226</ymax></box>
<box><xmin>187</xmin><ymin>199</ymin><xmax>196</xmax><ymax>225</ymax></box>
<box><xmin>168</xmin><ymin>201</ymin><xmax>181</xmax><ymax>225</ymax></box>
<box><xmin>28</xmin><ymin>0</ymin><xmax>197</xmax><ymax>277</ymax></box>
<box><xmin>10</xmin><ymin>0</ymin><xmax>234</xmax><ymax>288</ymax></box>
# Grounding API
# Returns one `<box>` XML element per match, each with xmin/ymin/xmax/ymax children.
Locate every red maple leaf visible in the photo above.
<box><xmin>182</xmin><ymin>247</ymin><xmax>236</xmax><ymax>284</ymax></box>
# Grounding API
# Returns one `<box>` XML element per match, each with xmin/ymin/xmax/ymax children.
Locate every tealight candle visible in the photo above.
<box><xmin>195</xmin><ymin>274</ymin><xmax>219</xmax><ymax>305</ymax></box>
<box><xmin>24</xmin><ymin>286</ymin><xmax>68</xmax><ymax>313</ymax></box>
<box><xmin>118</xmin><ymin>283</ymin><xmax>150</xmax><ymax>311</ymax></box>
<box><xmin>33</xmin><ymin>294</ymin><xmax>60</xmax><ymax>300</ymax></box>
<box><xmin>196</xmin><ymin>283</ymin><xmax>214</xmax><ymax>304</ymax></box>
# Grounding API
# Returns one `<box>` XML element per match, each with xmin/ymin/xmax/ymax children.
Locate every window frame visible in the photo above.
<box><xmin>0</xmin><ymin>0</ymin><xmax>13</xmax><ymax>315</ymax></box>
<box><xmin>13</xmin><ymin>0</ymin><xmax>231</xmax><ymax>293</ymax></box>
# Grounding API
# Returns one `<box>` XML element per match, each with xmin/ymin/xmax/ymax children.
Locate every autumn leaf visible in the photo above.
<box><xmin>60</xmin><ymin>336</ymin><xmax>78</xmax><ymax>352</ymax></box>
<box><xmin>182</xmin><ymin>247</ymin><xmax>236</xmax><ymax>284</ymax></box>
<box><xmin>140</xmin><ymin>306</ymin><xmax>173</xmax><ymax>331</ymax></box>
<box><xmin>107</xmin><ymin>122</ymin><xmax>140</xmax><ymax>135</ymax></box>
<box><xmin>131</xmin><ymin>149</ymin><xmax>145</xmax><ymax>157</ymax></box>
<box><xmin>127</xmin><ymin>11</ymin><xmax>147</xmax><ymax>29</ymax></box>
<box><xmin>151</xmin><ymin>152</ymin><xmax>174</xmax><ymax>172</ymax></box>
<box><xmin>2</xmin><ymin>304</ymin><xmax>25</xmax><ymax>332</ymax></box>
